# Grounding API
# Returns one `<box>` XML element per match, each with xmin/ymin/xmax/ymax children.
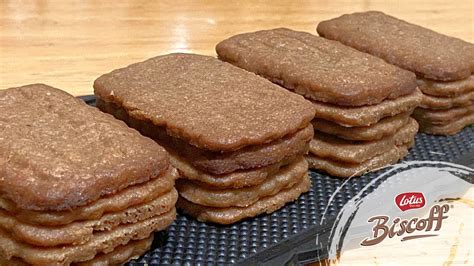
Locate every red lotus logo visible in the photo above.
<box><xmin>395</xmin><ymin>192</ymin><xmax>425</xmax><ymax>211</ymax></box>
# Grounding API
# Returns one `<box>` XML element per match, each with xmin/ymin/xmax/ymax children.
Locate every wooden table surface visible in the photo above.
<box><xmin>1</xmin><ymin>0</ymin><xmax>473</xmax><ymax>96</ymax></box>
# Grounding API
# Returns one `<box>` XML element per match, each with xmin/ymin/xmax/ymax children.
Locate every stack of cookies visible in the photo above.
<box><xmin>317</xmin><ymin>11</ymin><xmax>474</xmax><ymax>135</ymax></box>
<box><xmin>413</xmin><ymin>77</ymin><xmax>474</xmax><ymax>134</ymax></box>
<box><xmin>93</xmin><ymin>53</ymin><xmax>316</xmax><ymax>224</ymax></box>
<box><xmin>0</xmin><ymin>84</ymin><xmax>178</xmax><ymax>265</ymax></box>
<box><xmin>216</xmin><ymin>28</ymin><xmax>421</xmax><ymax>178</ymax></box>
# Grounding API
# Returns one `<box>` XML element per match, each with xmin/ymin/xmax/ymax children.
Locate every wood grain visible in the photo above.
<box><xmin>1</xmin><ymin>0</ymin><xmax>473</xmax><ymax>96</ymax></box>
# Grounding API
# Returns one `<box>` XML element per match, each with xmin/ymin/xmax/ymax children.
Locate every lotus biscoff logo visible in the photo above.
<box><xmin>360</xmin><ymin>192</ymin><xmax>450</xmax><ymax>246</ymax></box>
<box><xmin>395</xmin><ymin>192</ymin><xmax>425</xmax><ymax>211</ymax></box>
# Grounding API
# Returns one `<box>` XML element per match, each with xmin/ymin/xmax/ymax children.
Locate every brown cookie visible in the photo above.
<box><xmin>216</xmin><ymin>28</ymin><xmax>416</xmax><ymax>106</ymax></box>
<box><xmin>311</xmin><ymin>88</ymin><xmax>422</xmax><ymax>127</ymax></box>
<box><xmin>306</xmin><ymin>141</ymin><xmax>413</xmax><ymax>178</ymax></box>
<box><xmin>417</xmin><ymin>113</ymin><xmax>474</xmax><ymax>135</ymax></box>
<box><xmin>0</xmin><ymin>236</ymin><xmax>153</xmax><ymax>266</ymax></box>
<box><xmin>0</xmin><ymin>167</ymin><xmax>178</xmax><ymax>226</ymax></box>
<box><xmin>97</xmin><ymin>98</ymin><xmax>313</xmax><ymax>175</ymax></box>
<box><xmin>0</xmin><ymin>84</ymin><xmax>169</xmax><ymax>211</ymax></box>
<box><xmin>168</xmin><ymin>149</ymin><xmax>298</xmax><ymax>189</ymax></box>
<box><xmin>412</xmin><ymin>106</ymin><xmax>474</xmax><ymax>124</ymax></box>
<box><xmin>0</xmin><ymin>189</ymin><xmax>177</xmax><ymax>247</ymax></box>
<box><xmin>312</xmin><ymin>112</ymin><xmax>410</xmax><ymax>141</ymax></box>
<box><xmin>317</xmin><ymin>11</ymin><xmax>474</xmax><ymax>81</ymax></box>
<box><xmin>420</xmin><ymin>90</ymin><xmax>473</xmax><ymax>110</ymax></box>
<box><xmin>309</xmin><ymin>118</ymin><xmax>418</xmax><ymax>164</ymax></box>
<box><xmin>417</xmin><ymin>75</ymin><xmax>474</xmax><ymax>97</ymax></box>
<box><xmin>76</xmin><ymin>236</ymin><xmax>153</xmax><ymax>266</ymax></box>
<box><xmin>0</xmin><ymin>209</ymin><xmax>175</xmax><ymax>265</ymax></box>
<box><xmin>177</xmin><ymin>174</ymin><xmax>311</xmax><ymax>224</ymax></box>
<box><xmin>176</xmin><ymin>158</ymin><xmax>307</xmax><ymax>208</ymax></box>
<box><xmin>94</xmin><ymin>53</ymin><xmax>315</xmax><ymax>153</ymax></box>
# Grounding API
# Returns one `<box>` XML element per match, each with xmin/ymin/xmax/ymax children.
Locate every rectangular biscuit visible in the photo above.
<box><xmin>0</xmin><ymin>84</ymin><xmax>169</xmax><ymax>211</ymax></box>
<box><xmin>167</xmin><ymin>148</ymin><xmax>299</xmax><ymax>189</ymax></box>
<box><xmin>309</xmin><ymin>118</ymin><xmax>418</xmax><ymax>164</ymax></box>
<box><xmin>417</xmin><ymin>75</ymin><xmax>474</xmax><ymax>97</ymax></box>
<box><xmin>317</xmin><ymin>11</ymin><xmax>474</xmax><ymax>81</ymax></box>
<box><xmin>420</xmin><ymin>90</ymin><xmax>473</xmax><ymax>110</ymax></box>
<box><xmin>1</xmin><ymin>236</ymin><xmax>153</xmax><ymax>266</ymax></box>
<box><xmin>306</xmin><ymin>141</ymin><xmax>413</xmax><ymax>178</ymax></box>
<box><xmin>93</xmin><ymin>55</ymin><xmax>314</xmax><ymax>175</ymax></box>
<box><xmin>416</xmin><ymin>112</ymin><xmax>474</xmax><ymax>135</ymax></box>
<box><xmin>0</xmin><ymin>209</ymin><xmax>176</xmax><ymax>265</ymax></box>
<box><xmin>216</xmin><ymin>28</ymin><xmax>417</xmax><ymax>106</ymax></box>
<box><xmin>177</xmin><ymin>174</ymin><xmax>311</xmax><ymax>224</ymax></box>
<box><xmin>312</xmin><ymin>112</ymin><xmax>410</xmax><ymax>141</ymax></box>
<box><xmin>311</xmin><ymin>88</ymin><xmax>421</xmax><ymax>127</ymax></box>
<box><xmin>0</xmin><ymin>188</ymin><xmax>177</xmax><ymax>247</ymax></box>
<box><xmin>94</xmin><ymin>53</ymin><xmax>315</xmax><ymax>153</ymax></box>
<box><xmin>0</xmin><ymin>167</ymin><xmax>177</xmax><ymax>226</ymax></box>
<box><xmin>176</xmin><ymin>158</ymin><xmax>307</xmax><ymax>208</ymax></box>
<box><xmin>96</xmin><ymin>83</ymin><xmax>313</xmax><ymax>175</ymax></box>
<box><xmin>413</xmin><ymin>106</ymin><xmax>474</xmax><ymax>124</ymax></box>
<box><xmin>76</xmin><ymin>237</ymin><xmax>153</xmax><ymax>266</ymax></box>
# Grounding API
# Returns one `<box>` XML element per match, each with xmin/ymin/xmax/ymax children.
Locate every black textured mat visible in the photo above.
<box><xmin>80</xmin><ymin>95</ymin><xmax>473</xmax><ymax>265</ymax></box>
